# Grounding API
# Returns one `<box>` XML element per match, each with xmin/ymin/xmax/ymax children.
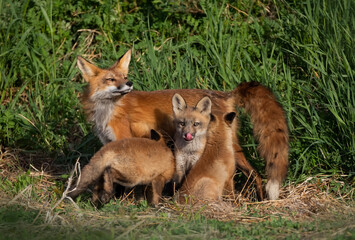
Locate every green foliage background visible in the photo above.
<box><xmin>0</xmin><ymin>0</ymin><xmax>354</xmax><ymax>179</ymax></box>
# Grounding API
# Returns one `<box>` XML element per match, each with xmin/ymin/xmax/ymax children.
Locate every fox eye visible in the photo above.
<box><xmin>106</xmin><ymin>78</ymin><xmax>115</xmax><ymax>82</ymax></box>
<box><xmin>193</xmin><ymin>122</ymin><xmax>200</xmax><ymax>127</ymax></box>
<box><xmin>179</xmin><ymin>122</ymin><xmax>185</xmax><ymax>127</ymax></box>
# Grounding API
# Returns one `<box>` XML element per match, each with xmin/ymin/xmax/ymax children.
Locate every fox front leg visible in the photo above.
<box><xmin>92</xmin><ymin>176</ymin><xmax>104</xmax><ymax>206</ymax></box>
<box><xmin>173</xmin><ymin>166</ymin><xmax>184</xmax><ymax>185</ymax></box>
<box><xmin>99</xmin><ymin>167</ymin><xmax>115</xmax><ymax>204</ymax></box>
<box><xmin>172</xmin><ymin>161</ymin><xmax>185</xmax><ymax>185</ymax></box>
<box><xmin>151</xmin><ymin>175</ymin><xmax>166</xmax><ymax>206</ymax></box>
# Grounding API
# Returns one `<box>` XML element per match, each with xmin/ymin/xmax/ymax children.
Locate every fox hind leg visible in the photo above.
<box><xmin>192</xmin><ymin>177</ymin><xmax>221</xmax><ymax>201</ymax></box>
<box><xmin>233</xmin><ymin>143</ymin><xmax>264</xmax><ymax>201</ymax></box>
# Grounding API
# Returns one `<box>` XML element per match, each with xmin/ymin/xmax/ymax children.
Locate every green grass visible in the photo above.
<box><xmin>1</xmin><ymin>0</ymin><xmax>353</xmax><ymax>175</ymax></box>
<box><xmin>0</xmin><ymin>170</ymin><xmax>354</xmax><ymax>239</ymax></box>
<box><xmin>0</xmin><ymin>202</ymin><xmax>354</xmax><ymax>240</ymax></box>
<box><xmin>0</xmin><ymin>0</ymin><xmax>354</xmax><ymax>238</ymax></box>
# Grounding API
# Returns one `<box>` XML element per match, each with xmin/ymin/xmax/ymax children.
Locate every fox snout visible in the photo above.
<box><xmin>113</xmin><ymin>81</ymin><xmax>133</xmax><ymax>94</ymax></box>
<box><xmin>124</xmin><ymin>81</ymin><xmax>133</xmax><ymax>87</ymax></box>
<box><xmin>118</xmin><ymin>81</ymin><xmax>133</xmax><ymax>90</ymax></box>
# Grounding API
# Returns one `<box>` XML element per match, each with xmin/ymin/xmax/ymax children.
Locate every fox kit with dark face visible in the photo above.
<box><xmin>172</xmin><ymin>94</ymin><xmax>237</xmax><ymax>202</ymax></box>
<box><xmin>172</xmin><ymin>94</ymin><xmax>212</xmax><ymax>185</ymax></box>
<box><xmin>177</xmin><ymin>109</ymin><xmax>237</xmax><ymax>202</ymax></box>
<box><xmin>77</xmin><ymin>50</ymin><xmax>289</xmax><ymax>200</ymax></box>
<box><xmin>68</xmin><ymin>129</ymin><xmax>175</xmax><ymax>206</ymax></box>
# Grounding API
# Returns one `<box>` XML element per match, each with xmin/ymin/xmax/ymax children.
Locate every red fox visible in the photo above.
<box><xmin>178</xmin><ymin>110</ymin><xmax>237</xmax><ymax>202</ymax></box>
<box><xmin>172</xmin><ymin>93</ymin><xmax>212</xmax><ymax>185</ymax></box>
<box><xmin>68</xmin><ymin>129</ymin><xmax>175</xmax><ymax>206</ymax></box>
<box><xmin>76</xmin><ymin>50</ymin><xmax>289</xmax><ymax>200</ymax></box>
<box><xmin>172</xmin><ymin>93</ymin><xmax>236</xmax><ymax>201</ymax></box>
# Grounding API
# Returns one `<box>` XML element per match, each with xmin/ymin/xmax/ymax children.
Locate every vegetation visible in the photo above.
<box><xmin>0</xmin><ymin>0</ymin><xmax>354</xmax><ymax>238</ymax></box>
<box><xmin>0</xmin><ymin>203</ymin><xmax>353</xmax><ymax>240</ymax></box>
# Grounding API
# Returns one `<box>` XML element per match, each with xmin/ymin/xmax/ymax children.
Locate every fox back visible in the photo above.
<box><xmin>76</xmin><ymin>52</ymin><xmax>289</xmax><ymax>201</ymax></box>
<box><xmin>68</xmin><ymin>129</ymin><xmax>175</xmax><ymax>205</ymax></box>
<box><xmin>172</xmin><ymin>93</ymin><xmax>212</xmax><ymax>184</ymax></box>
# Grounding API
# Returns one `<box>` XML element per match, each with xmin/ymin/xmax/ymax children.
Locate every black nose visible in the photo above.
<box><xmin>126</xmin><ymin>81</ymin><xmax>133</xmax><ymax>87</ymax></box>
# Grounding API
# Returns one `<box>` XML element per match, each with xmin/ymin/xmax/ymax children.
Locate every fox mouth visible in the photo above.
<box><xmin>112</xmin><ymin>86</ymin><xmax>133</xmax><ymax>95</ymax></box>
<box><xmin>112</xmin><ymin>89</ymin><xmax>131</xmax><ymax>95</ymax></box>
<box><xmin>184</xmin><ymin>133</ymin><xmax>194</xmax><ymax>142</ymax></box>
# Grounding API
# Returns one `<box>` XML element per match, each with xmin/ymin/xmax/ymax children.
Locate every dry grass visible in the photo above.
<box><xmin>159</xmin><ymin>177</ymin><xmax>354</xmax><ymax>223</ymax></box>
<box><xmin>1</xmin><ymin>147</ymin><xmax>353</xmax><ymax>227</ymax></box>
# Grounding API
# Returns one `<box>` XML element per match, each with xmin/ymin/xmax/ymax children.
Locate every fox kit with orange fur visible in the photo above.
<box><xmin>172</xmin><ymin>93</ymin><xmax>236</xmax><ymax>201</ymax></box>
<box><xmin>77</xmin><ymin>50</ymin><xmax>289</xmax><ymax>200</ymax></box>
<box><xmin>68</xmin><ymin>129</ymin><xmax>175</xmax><ymax>206</ymax></box>
<box><xmin>172</xmin><ymin>94</ymin><xmax>212</xmax><ymax>185</ymax></box>
<box><xmin>178</xmin><ymin>110</ymin><xmax>237</xmax><ymax>202</ymax></box>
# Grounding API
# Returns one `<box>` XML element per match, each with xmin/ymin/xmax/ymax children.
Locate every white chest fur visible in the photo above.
<box><xmin>173</xmin><ymin>137</ymin><xmax>206</xmax><ymax>184</ymax></box>
<box><xmin>92</xmin><ymin>100</ymin><xmax>116</xmax><ymax>144</ymax></box>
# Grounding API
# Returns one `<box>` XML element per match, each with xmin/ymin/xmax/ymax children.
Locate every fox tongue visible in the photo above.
<box><xmin>185</xmin><ymin>133</ymin><xmax>193</xmax><ymax>141</ymax></box>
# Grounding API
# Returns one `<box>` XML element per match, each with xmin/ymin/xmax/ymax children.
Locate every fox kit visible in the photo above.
<box><xmin>172</xmin><ymin>94</ymin><xmax>212</xmax><ymax>185</ymax></box>
<box><xmin>177</xmin><ymin>110</ymin><xmax>237</xmax><ymax>202</ymax></box>
<box><xmin>68</xmin><ymin>129</ymin><xmax>175</xmax><ymax>206</ymax></box>
<box><xmin>77</xmin><ymin>50</ymin><xmax>289</xmax><ymax>200</ymax></box>
<box><xmin>172</xmin><ymin>94</ymin><xmax>236</xmax><ymax>201</ymax></box>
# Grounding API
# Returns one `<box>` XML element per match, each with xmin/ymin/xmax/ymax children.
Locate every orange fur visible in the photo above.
<box><xmin>235</xmin><ymin>82</ymin><xmax>289</xmax><ymax>199</ymax></box>
<box><xmin>68</xmin><ymin>130</ymin><xmax>175</xmax><ymax>206</ymax></box>
<box><xmin>178</xmin><ymin>111</ymin><xmax>236</xmax><ymax>202</ymax></box>
<box><xmin>172</xmin><ymin>94</ymin><xmax>213</xmax><ymax>185</ymax></box>
<box><xmin>77</xmin><ymin>51</ymin><xmax>289</xmax><ymax>200</ymax></box>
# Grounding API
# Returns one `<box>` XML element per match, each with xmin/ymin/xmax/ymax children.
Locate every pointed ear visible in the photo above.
<box><xmin>195</xmin><ymin>96</ymin><xmax>212</xmax><ymax>115</ymax></box>
<box><xmin>172</xmin><ymin>93</ymin><xmax>187</xmax><ymax>115</ymax></box>
<box><xmin>210</xmin><ymin>113</ymin><xmax>216</xmax><ymax>122</ymax></box>
<box><xmin>224</xmin><ymin>112</ymin><xmax>236</xmax><ymax>126</ymax></box>
<box><xmin>112</xmin><ymin>49</ymin><xmax>131</xmax><ymax>75</ymax></box>
<box><xmin>77</xmin><ymin>56</ymin><xmax>100</xmax><ymax>81</ymax></box>
<box><xmin>150</xmin><ymin>129</ymin><xmax>161</xmax><ymax>141</ymax></box>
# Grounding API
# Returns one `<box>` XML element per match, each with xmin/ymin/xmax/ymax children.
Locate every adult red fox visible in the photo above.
<box><xmin>76</xmin><ymin>50</ymin><xmax>289</xmax><ymax>200</ymax></box>
<box><xmin>68</xmin><ymin>129</ymin><xmax>175</xmax><ymax>206</ymax></box>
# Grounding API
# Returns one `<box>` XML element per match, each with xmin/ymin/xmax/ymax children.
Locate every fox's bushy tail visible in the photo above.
<box><xmin>234</xmin><ymin>82</ymin><xmax>289</xmax><ymax>200</ymax></box>
<box><xmin>68</xmin><ymin>149</ymin><xmax>112</xmax><ymax>199</ymax></box>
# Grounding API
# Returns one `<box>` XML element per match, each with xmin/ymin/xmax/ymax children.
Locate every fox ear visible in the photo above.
<box><xmin>172</xmin><ymin>93</ymin><xmax>187</xmax><ymax>115</ymax></box>
<box><xmin>224</xmin><ymin>112</ymin><xmax>236</xmax><ymax>126</ymax></box>
<box><xmin>196</xmin><ymin>96</ymin><xmax>212</xmax><ymax>115</ymax></box>
<box><xmin>210</xmin><ymin>113</ymin><xmax>216</xmax><ymax>122</ymax></box>
<box><xmin>77</xmin><ymin>56</ymin><xmax>100</xmax><ymax>81</ymax></box>
<box><xmin>113</xmin><ymin>49</ymin><xmax>131</xmax><ymax>75</ymax></box>
<box><xmin>150</xmin><ymin>129</ymin><xmax>161</xmax><ymax>141</ymax></box>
